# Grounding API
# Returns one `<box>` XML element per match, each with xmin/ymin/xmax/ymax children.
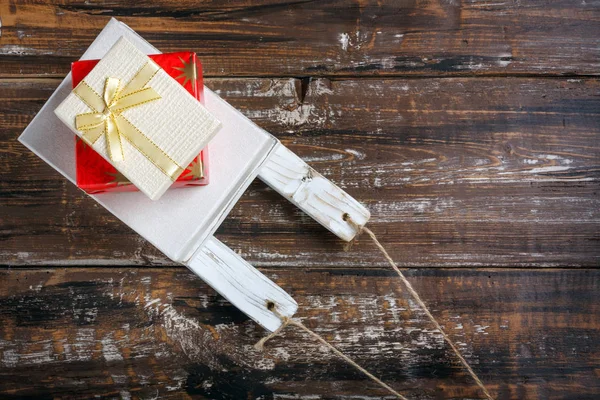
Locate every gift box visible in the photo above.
<box><xmin>73</xmin><ymin>52</ymin><xmax>210</xmax><ymax>194</ymax></box>
<box><xmin>54</xmin><ymin>37</ymin><xmax>222</xmax><ymax>200</ymax></box>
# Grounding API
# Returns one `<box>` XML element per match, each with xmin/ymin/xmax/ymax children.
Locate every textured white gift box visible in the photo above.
<box><xmin>54</xmin><ymin>37</ymin><xmax>222</xmax><ymax>201</ymax></box>
<box><xmin>19</xmin><ymin>18</ymin><xmax>278</xmax><ymax>264</ymax></box>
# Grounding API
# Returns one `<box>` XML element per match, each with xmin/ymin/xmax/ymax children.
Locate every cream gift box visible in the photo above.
<box><xmin>54</xmin><ymin>37</ymin><xmax>221</xmax><ymax>201</ymax></box>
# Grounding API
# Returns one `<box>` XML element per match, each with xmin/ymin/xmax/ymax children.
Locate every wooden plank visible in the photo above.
<box><xmin>187</xmin><ymin>236</ymin><xmax>297</xmax><ymax>332</ymax></box>
<box><xmin>259</xmin><ymin>142</ymin><xmax>371</xmax><ymax>242</ymax></box>
<box><xmin>0</xmin><ymin>267</ymin><xmax>598</xmax><ymax>399</ymax></box>
<box><xmin>2</xmin><ymin>77</ymin><xmax>599</xmax><ymax>267</ymax></box>
<box><xmin>0</xmin><ymin>1</ymin><xmax>598</xmax><ymax>78</ymax></box>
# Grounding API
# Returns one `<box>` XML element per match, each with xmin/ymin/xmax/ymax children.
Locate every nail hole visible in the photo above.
<box><xmin>266</xmin><ymin>301</ymin><xmax>276</xmax><ymax>311</ymax></box>
<box><xmin>342</xmin><ymin>213</ymin><xmax>350</xmax><ymax>221</ymax></box>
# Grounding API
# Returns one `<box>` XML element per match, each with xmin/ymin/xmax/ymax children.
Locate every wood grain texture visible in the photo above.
<box><xmin>259</xmin><ymin>142</ymin><xmax>371</xmax><ymax>242</ymax></box>
<box><xmin>187</xmin><ymin>236</ymin><xmax>297</xmax><ymax>332</ymax></box>
<box><xmin>2</xmin><ymin>2</ymin><xmax>599</xmax><ymax>397</ymax></box>
<box><xmin>0</xmin><ymin>1</ymin><xmax>599</xmax><ymax>78</ymax></box>
<box><xmin>0</xmin><ymin>267</ymin><xmax>598</xmax><ymax>400</ymax></box>
<box><xmin>2</xmin><ymin>77</ymin><xmax>598</xmax><ymax>267</ymax></box>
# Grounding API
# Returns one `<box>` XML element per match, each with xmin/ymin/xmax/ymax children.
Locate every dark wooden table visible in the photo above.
<box><xmin>1</xmin><ymin>1</ymin><xmax>599</xmax><ymax>399</ymax></box>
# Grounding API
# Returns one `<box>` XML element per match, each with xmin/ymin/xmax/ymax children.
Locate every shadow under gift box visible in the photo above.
<box><xmin>72</xmin><ymin>52</ymin><xmax>209</xmax><ymax>194</ymax></box>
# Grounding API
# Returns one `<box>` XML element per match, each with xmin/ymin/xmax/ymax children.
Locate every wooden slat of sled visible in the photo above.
<box><xmin>0</xmin><ymin>1</ymin><xmax>598</xmax><ymax>78</ymax></box>
<box><xmin>0</xmin><ymin>267</ymin><xmax>598</xmax><ymax>399</ymax></box>
<box><xmin>2</xmin><ymin>77</ymin><xmax>599</xmax><ymax>267</ymax></box>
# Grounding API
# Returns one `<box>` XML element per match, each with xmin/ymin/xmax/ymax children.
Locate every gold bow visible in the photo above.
<box><xmin>73</xmin><ymin>61</ymin><xmax>183</xmax><ymax>180</ymax></box>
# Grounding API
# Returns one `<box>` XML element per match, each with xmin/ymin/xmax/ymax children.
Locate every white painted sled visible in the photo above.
<box><xmin>19</xmin><ymin>18</ymin><xmax>370</xmax><ymax>332</ymax></box>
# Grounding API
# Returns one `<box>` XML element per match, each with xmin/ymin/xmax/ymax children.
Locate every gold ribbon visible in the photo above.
<box><xmin>74</xmin><ymin>61</ymin><xmax>184</xmax><ymax>180</ymax></box>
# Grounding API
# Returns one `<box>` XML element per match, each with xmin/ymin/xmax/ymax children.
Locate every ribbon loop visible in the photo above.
<box><xmin>72</xmin><ymin>61</ymin><xmax>183</xmax><ymax>180</ymax></box>
<box><xmin>110</xmin><ymin>87</ymin><xmax>161</xmax><ymax>114</ymax></box>
<box><xmin>103</xmin><ymin>77</ymin><xmax>121</xmax><ymax>108</ymax></box>
<box><xmin>75</xmin><ymin>112</ymin><xmax>105</xmax><ymax>131</ymax></box>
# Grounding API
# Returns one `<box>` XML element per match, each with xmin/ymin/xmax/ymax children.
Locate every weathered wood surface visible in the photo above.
<box><xmin>0</xmin><ymin>1</ymin><xmax>599</xmax><ymax>78</ymax></box>
<box><xmin>2</xmin><ymin>1</ymin><xmax>600</xmax><ymax>398</ymax></box>
<box><xmin>259</xmin><ymin>142</ymin><xmax>371</xmax><ymax>242</ymax></box>
<box><xmin>187</xmin><ymin>236</ymin><xmax>298</xmax><ymax>332</ymax></box>
<box><xmin>2</xmin><ymin>77</ymin><xmax>598</xmax><ymax>267</ymax></box>
<box><xmin>0</xmin><ymin>267</ymin><xmax>598</xmax><ymax>399</ymax></box>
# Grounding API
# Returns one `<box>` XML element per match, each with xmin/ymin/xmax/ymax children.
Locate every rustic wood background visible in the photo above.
<box><xmin>1</xmin><ymin>1</ymin><xmax>599</xmax><ymax>399</ymax></box>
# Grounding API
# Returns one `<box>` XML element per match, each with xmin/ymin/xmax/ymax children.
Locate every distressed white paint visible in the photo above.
<box><xmin>101</xmin><ymin>333</ymin><xmax>124</xmax><ymax>362</ymax></box>
<box><xmin>187</xmin><ymin>236</ymin><xmax>298</xmax><ymax>332</ymax></box>
<box><xmin>339</xmin><ymin>33</ymin><xmax>350</xmax><ymax>51</ymax></box>
<box><xmin>259</xmin><ymin>143</ymin><xmax>371</xmax><ymax>242</ymax></box>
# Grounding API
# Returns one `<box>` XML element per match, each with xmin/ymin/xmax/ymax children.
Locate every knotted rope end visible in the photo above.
<box><xmin>254</xmin><ymin>301</ymin><xmax>291</xmax><ymax>352</ymax></box>
<box><xmin>253</xmin><ymin>299</ymin><xmax>408</xmax><ymax>399</ymax></box>
<box><xmin>342</xmin><ymin>212</ymin><xmax>364</xmax><ymax>252</ymax></box>
<box><xmin>253</xmin><ymin>337</ymin><xmax>267</xmax><ymax>351</ymax></box>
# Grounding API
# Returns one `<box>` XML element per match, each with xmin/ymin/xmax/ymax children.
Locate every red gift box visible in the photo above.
<box><xmin>72</xmin><ymin>52</ymin><xmax>209</xmax><ymax>194</ymax></box>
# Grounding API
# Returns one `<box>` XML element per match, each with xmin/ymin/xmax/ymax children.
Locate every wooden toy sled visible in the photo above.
<box><xmin>19</xmin><ymin>18</ymin><xmax>370</xmax><ymax>332</ymax></box>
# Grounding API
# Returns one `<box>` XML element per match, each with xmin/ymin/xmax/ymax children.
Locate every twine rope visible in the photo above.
<box><xmin>346</xmin><ymin>217</ymin><xmax>494</xmax><ymax>400</ymax></box>
<box><xmin>255</xmin><ymin>305</ymin><xmax>409</xmax><ymax>399</ymax></box>
<box><xmin>255</xmin><ymin>216</ymin><xmax>494</xmax><ymax>400</ymax></box>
